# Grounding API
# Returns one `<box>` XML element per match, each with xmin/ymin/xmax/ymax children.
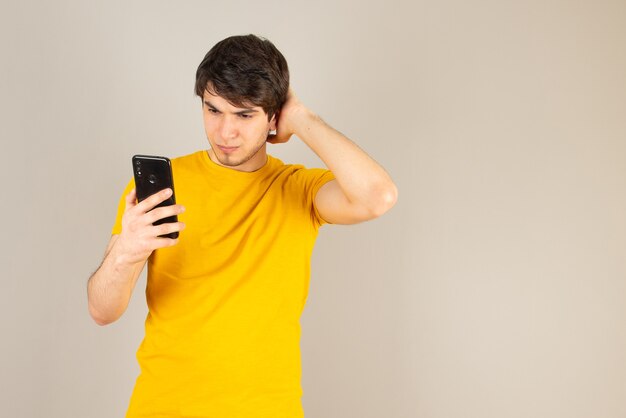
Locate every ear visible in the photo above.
<box><xmin>269</xmin><ymin>114</ymin><xmax>277</xmax><ymax>131</ymax></box>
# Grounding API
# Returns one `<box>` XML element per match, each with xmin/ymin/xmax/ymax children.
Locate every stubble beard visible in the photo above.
<box><xmin>214</xmin><ymin>136</ymin><xmax>268</xmax><ymax>168</ymax></box>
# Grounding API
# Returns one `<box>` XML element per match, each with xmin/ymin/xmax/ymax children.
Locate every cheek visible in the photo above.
<box><xmin>235</xmin><ymin>124</ymin><xmax>258</xmax><ymax>140</ymax></box>
<box><xmin>203</xmin><ymin>117</ymin><xmax>217</xmax><ymax>134</ymax></box>
<box><xmin>248</xmin><ymin>121</ymin><xmax>270</xmax><ymax>136</ymax></box>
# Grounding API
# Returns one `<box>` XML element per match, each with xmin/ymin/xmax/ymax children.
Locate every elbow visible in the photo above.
<box><xmin>368</xmin><ymin>182</ymin><xmax>398</xmax><ymax>219</ymax></box>
<box><xmin>93</xmin><ymin>318</ymin><xmax>111</xmax><ymax>327</ymax></box>
<box><xmin>87</xmin><ymin>279</ymin><xmax>125</xmax><ymax>326</ymax></box>
<box><xmin>89</xmin><ymin>310</ymin><xmax>112</xmax><ymax>327</ymax></box>
<box><xmin>93</xmin><ymin>316</ymin><xmax>113</xmax><ymax>327</ymax></box>
<box><xmin>88</xmin><ymin>302</ymin><xmax>117</xmax><ymax>327</ymax></box>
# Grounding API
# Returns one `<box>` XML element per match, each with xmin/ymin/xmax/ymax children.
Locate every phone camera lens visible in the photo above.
<box><xmin>135</xmin><ymin>160</ymin><xmax>141</xmax><ymax>166</ymax></box>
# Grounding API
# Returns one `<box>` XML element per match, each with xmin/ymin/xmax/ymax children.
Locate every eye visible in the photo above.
<box><xmin>239</xmin><ymin>114</ymin><xmax>253</xmax><ymax>119</ymax></box>
<box><xmin>207</xmin><ymin>108</ymin><xmax>219</xmax><ymax>114</ymax></box>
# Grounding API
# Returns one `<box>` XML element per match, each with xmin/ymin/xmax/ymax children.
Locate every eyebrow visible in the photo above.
<box><xmin>203</xmin><ymin>100</ymin><xmax>259</xmax><ymax>115</ymax></box>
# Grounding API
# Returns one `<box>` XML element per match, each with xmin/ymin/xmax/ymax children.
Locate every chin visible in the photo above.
<box><xmin>220</xmin><ymin>157</ymin><xmax>245</xmax><ymax>167</ymax></box>
<box><xmin>214</xmin><ymin>150</ymin><xmax>248</xmax><ymax>167</ymax></box>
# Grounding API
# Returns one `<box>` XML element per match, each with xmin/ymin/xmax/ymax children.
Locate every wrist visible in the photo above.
<box><xmin>109</xmin><ymin>240</ymin><xmax>143</xmax><ymax>273</ymax></box>
<box><xmin>292</xmin><ymin>108</ymin><xmax>324</xmax><ymax>140</ymax></box>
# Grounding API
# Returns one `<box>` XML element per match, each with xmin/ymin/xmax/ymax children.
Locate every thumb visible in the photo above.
<box><xmin>125</xmin><ymin>188</ymin><xmax>138</xmax><ymax>211</ymax></box>
<box><xmin>267</xmin><ymin>130</ymin><xmax>291</xmax><ymax>144</ymax></box>
<box><xmin>266</xmin><ymin>133</ymin><xmax>279</xmax><ymax>144</ymax></box>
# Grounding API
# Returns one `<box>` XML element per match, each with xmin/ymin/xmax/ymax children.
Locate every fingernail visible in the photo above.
<box><xmin>164</xmin><ymin>188</ymin><xmax>172</xmax><ymax>196</ymax></box>
<box><xmin>180</xmin><ymin>206</ymin><xmax>186</xmax><ymax>213</ymax></box>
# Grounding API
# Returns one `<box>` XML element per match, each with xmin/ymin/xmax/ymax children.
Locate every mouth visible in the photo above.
<box><xmin>217</xmin><ymin>145</ymin><xmax>239</xmax><ymax>154</ymax></box>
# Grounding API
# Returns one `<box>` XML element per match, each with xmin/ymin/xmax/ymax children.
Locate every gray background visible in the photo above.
<box><xmin>2</xmin><ymin>0</ymin><xmax>626</xmax><ymax>417</ymax></box>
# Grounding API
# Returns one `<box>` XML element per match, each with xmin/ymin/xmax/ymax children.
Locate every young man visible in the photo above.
<box><xmin>87</xmin><ymin>34</ymin><xmax>397</xmax><ymax>417</ymax></box>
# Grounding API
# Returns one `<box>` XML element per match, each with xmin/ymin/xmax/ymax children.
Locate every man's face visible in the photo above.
<box><xmin>202</xmin><ymin>89</ymin><xmax>276</xmax><ymax>172</ymax></box>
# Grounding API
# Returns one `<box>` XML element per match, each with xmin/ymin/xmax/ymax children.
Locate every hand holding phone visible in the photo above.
<box><xmin>132</xmin><ymin>155</ymin><xmax>180</xmax><ymax>239</ymax></box>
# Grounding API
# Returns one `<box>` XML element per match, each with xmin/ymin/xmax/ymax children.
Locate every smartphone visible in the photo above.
<box><xmin>132</xmin><ymin>155</ymin><xmax>179</xmax><ymax>239</ymax></box>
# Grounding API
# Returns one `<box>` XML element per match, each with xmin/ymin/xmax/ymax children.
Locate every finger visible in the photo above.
<box><xmin>267</xmin><ymin>133</ymin><xmax>290</xmax><ymax>144</ymax></box>
<box><xmin>152</xmin><ymin>221</ymin><xmax>185</xmax><ymax>238</ymax></box>
<box><xmin>124</xmin><ymin>188</ymin><xmax>138</xmax><ymax>211</ymax></box>
<box><xmin>145</xmin><ymin>205</ymin><xmax>185</xmax><ymax>225</ymax></box>
<box><xmin>151</xmin><ymin>237</ymin><xmax>180</xmax><ymax>249</ymax></box>
<box><xmin>134</xmin><ymin>188</ymin><xmax>173</xmax><ymax>214</ymax></box>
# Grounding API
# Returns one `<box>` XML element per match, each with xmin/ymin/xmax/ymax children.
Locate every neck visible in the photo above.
<box><xmin>207</xmin><ymin>145</ymin><xmax>268</xmax><ymax>172</ymax></box>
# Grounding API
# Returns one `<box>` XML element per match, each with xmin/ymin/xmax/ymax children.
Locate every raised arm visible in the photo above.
<box><xmin>268</xmin><ymin>89</ymin><xmax>398</xmax><ymax>224</ymax></box>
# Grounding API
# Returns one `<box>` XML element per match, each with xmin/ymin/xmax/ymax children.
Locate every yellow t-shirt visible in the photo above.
<box><xmin>111</xmin><ymin>150</ymin><xmax>335</xmax><ymax>418</ymax></box>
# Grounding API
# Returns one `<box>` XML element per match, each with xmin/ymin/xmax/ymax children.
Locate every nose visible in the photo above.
<box><xmin>219</xmin><ymin>115</ymin><xmax>238</xmax><ymax>140</ymax></box>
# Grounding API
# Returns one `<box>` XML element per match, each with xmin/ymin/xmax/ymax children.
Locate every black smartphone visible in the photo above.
<box><xmin>132</xmin><ymin>155</ymin><xmax>179</xmax><ymax>239</ymax></box>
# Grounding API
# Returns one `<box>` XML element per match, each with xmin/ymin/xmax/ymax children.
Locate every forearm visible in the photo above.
<box><xmin>87</xmin><ymin>242</ymin><xmax>145</xmax><ymax>326</ymax></box>
<box><xmin>294</xmin><ymin>109</ymin><xmax>397</xmax><ymax>212</ymax></box>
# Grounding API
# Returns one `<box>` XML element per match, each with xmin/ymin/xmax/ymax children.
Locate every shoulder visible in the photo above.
<box><xmin>267</xmin><ymin>155</ymin><xmax>309</xmax><ymax>180</ymax></box>
<box><xmin>171</xmin><ymin>150</ymin><xmax>205</xmax><ymax>166</ymax></box>
<box><xmin>266</xmin><ymin>155</ymin><xmax>334</xmax><ymax>191</ymax></box>
<box><xmin>169</xmin><ymin>150</ymin><xmax>209</xmax><ymax>175</ymax></box>
<box><xmin>267</xmin><ymin>155</ymin><xmax>303</xmax><ymax>175</ymax></box>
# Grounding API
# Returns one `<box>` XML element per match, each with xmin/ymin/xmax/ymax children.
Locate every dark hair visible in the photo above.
<box><xmin>194</xmin><ymin>34</ymin><xmax>289</xmax><ymax>121</ymax></box>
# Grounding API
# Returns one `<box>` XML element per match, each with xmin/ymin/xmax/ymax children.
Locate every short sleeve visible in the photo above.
<box><xmin>111</xmin><ymin>178</ymin><xmax>135</xmax><ymax>235</ymax></box>
<box><xmin>290</xmin><ymin>168</ymin><xmax>335</xmax><ymax>227</ymax></box>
